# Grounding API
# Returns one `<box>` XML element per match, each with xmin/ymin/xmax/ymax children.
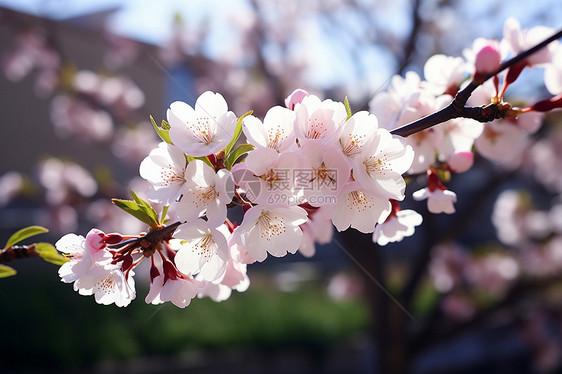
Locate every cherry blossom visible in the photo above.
<box><xmin>244</xmin><ymin>147</ymin><xmax>302</xmax><ymax>205</ymax></box>
<box><xmin>473</xmin><ymin>39</ymin><xmax>502</xmax><ymax>76</ymax></box>
<box><xmin>243</xmin><ymin>105</ymin><xmax>296</xmax><ymax>152</ymax></box>
<box><xmin>235</xmin><ymin>205</ymin><xmax>308</xmax><ymax>262</ymax></box>
<box><xmin>423</xmin><ymin>54</ymin><xmax>468</xmax><ymax>95</ymax></box>
<box><xmin>338</xmin><ymin>111</ymin><xmax>378</xmax><ymax>159</ymax></box>
<box><xmin>56</xmin><ymin>229</ymin><xmax>112</xmax><ymax>283</ymax></box>
<box><xmin>352</xmin><ymin>129</ymin><xmax>414</xmax><ymax>201</ymax></box>
<box><xmin>294</xmin><ymin>94</ymin><xmax>347</xmax><ymax>145</ymax></box>
<box><xmin>74</xmin><ymin>265</ymin><xmax>136</xmax><ymax>307</ymax></box>
<box><xmin>474</xmin><ymin>121</ymin><xmax>528</xmax><ymax>167</ymax></box>
<box><xmin>544</xmin><ymin>45</ymin><xmax>562</xmax><ymax>95</ymax></box>
<box><xmin>285</xmin><ymin>88</ymin><xmax>309</xmax><ymax>110</ymax></box>
<box><xmin>56</xmin><ymin>229</ymin><xmax>136</xmax><ymax>307</ymax></box>
<box><xmin>174</xmin><ymin>159</ymin><xmax>233</xmax><ymax>225</ymax></box>
<box><xmin>331</xmin><ymin>182</ymin><xmax>392</xmax><ymax>233</ymax></box>
<box><xmin>139</xmin><ymin>142</ymin><xmax>188</xmax><ymax>204</ymax></box>
<box><xmin>145</xmin><ymin>274</ymin><xmax>201</xmax><ymax>308</ymax></box>
<box><xmin>196</xmin><ymin>240</ymin><xmax>251</xmax><ymax>302</ymax></box>
<box><xmin>413</xmin><ymin>184</ymin><xmax>457</xmax><ymax>215</ymax></box>
<box><xmin>298</xmin><ymin>142</ymin><xmax>351</xmax><ymax>207</ymax></box>
<box><xmin>173</xmin><ymin>219</ymin><xmax>229</xmax><ymax>282</ymax></box>
<box><xmin>168</xmin><ymin>91</ymin><xmax>237</xmax><ymax>157</ymax></box>
<box><xmin>299</xmin><ymin>205</ymin><xmax>334</xmax><ymax>257</ymax></box>
<box><xmin>372</xmin><ymin>203</ymin><xmax>423</xmax><ymax>246</ymax></box>
<box><xmin>413</xmin><ymin>170</ymin><xmax>457</xmax><ymax>214</ymax></box>
<box><xmin>503</xmin><ymin>18</ymin><xmax>557</xmax><ymax>66</ymax></box>
<box><xmin>447</xmin><ymin>151</ymin><xmax>474</xmax><ymax>173</ymax></box>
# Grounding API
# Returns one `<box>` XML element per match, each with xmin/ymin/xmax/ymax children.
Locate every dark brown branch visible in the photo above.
<box><xmin>0</xmin><ymin>244</ymin><xmax>40</xmax><ymax>263</ymax></box>
<box><xmin>390</xmin><ymin>28</ymin><xmax>562</xmax><ymax>138</ymax></box>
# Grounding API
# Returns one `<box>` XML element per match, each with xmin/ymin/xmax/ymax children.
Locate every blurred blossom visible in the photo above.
<box><xmin>465</xmin><ymin>253</ymin><xmax>519</xmax><ymax>293</ymax></box>
<box><xmin>441</xmin><ymin>294</ymin><xmax>476</xmax><ymax>320</ymax></box>
<box><xmin>2</xmin><ymin>30</ymin><xmax>60</xmax><ymax>85</ymax></box>
<box><xmin>37</xmin><ymin>158</ymin><xmax>97</xmax><ymax>206</ymax></box>
<box><xmin>86</xmin><ymin>198</ymin><xmax>146</xmax><ymax>235</ymax></box>
<box><xmin>103</xmin><ymin>33</ymin><xmax>140</xmax><ymax>69</ymax></box>
<box><xmin>518</xmin><ymin>237</ymin><xmax>562</xmax><ymax>276</ymax></box>
<box><xmin>544</xmin><ymin>45</ymin><xmax>562</xmax><ymax>95</ymax></box>
<box><xmin>73</xmin><ymin>70</ymin><xmax>100</xmax><ymax>95</ymax></box>
<box><xmin>50</xmin><ymin>95</ymin><xmax>114</xmax><ymax>142</ymax></box>
<box><xmin>72</xmin><ymin>71</ymin><xmax>145</xmax><ymax>116</ymax></box>
<box><xmin>544</xmin><ymin>236</ymin><xmax>562</xmax><ymax>271</ymax></box>
<box><xmin>524</xmin><ymin>210</ymin><xmax>552</xmax><ymax>240</ymax></box>
<box><xmin>327</xmin><ymin>272</ymin><xmax>362</xmax><ymax>301</ymax></box>
<box><xmin>429</xmin><ymin>243</ymin><xmax>469</xmax><ymax>293</ymax></box>
<box><xmin>111</xmin><ymin>122</ymin><xmax>159</xmax><ymax>164</ymax></box>
<box><xmin>474</xmin><ymin>121</ymin><xmax>528</xmax><ymax>167</ymax></box>
<box><xmin>0</xmin><ymin>171</ymin><xmax>24</xmax><ymax>205</ymax></box>
<box><xmin>520</xmin><ymin>310</ymin><xmax>562</xmax><ymax>374</ymax></box>
<box><xmin>36</xmin><ymin>204</ymin><xmax>78</xmax><ymax>234</ymax></box>
<box><xmin>492</xmin><ymin>190</ymin><xmax>528</xmax><ymax>245</ymax></box>
<box><xmin>502</xmin><ymin>18</ymin><xmax>557</xmax><ymax>66</ymax></box>
<box><xmin>529</xmin><ymin>131</ymin><xmax>562</xmax><ymax>193</ymax></box>
<box><xmin>549</xmin><ymin>204</ymin><xmax>562</xmax><ymax>234</ymax></box>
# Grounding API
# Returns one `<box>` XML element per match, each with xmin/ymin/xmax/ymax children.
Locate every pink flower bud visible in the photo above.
<box><xmin>474</xmin><ymin>43</ymin><xmax>501</xmax><ymax>75</ymax></box>
<box><xmin>85</xmin><ymin>228</ymin><xmax>107</xmax><ymax>252</ymax></box>
<box><xmin>103</xmin><ymin>233</ymin><xmax>124</xmax><ymax>245</ymax></box>
<box><xmin>284</xmin><ymin>89</ymin><xmax>309</xmax><ymax>110</ymax></box>
<box><xmin>448</xmin><ymin>151</ymin><xmax>474</xmax><ymax>173</ymax></box>
<box><xmin>530</xmin><ymin>94</ymin><xmax>562</xmax><ymax>112</ymax></box>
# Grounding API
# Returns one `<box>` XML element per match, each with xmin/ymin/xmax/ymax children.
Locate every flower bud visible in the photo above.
<box><xmin>448</xmin><ymin>151</ymin><xmax>474</xmax><ymax>173</ymax></box>
<box><xmin>85</xmin><ymin>228</ymin><xmax>107</xmax><ymax>252</ymax></box>
<box><xmin>474</xmin><ymin>42</ymin><xmax>501</xmax><ymax>75</ymax></box>
<box><xmin>284</xmin><ymin>89</ymin><xmax>309</xmax><ymax>110</ymax></box>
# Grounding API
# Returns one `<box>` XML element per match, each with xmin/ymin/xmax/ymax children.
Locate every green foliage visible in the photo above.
<box><xmin>344</xmin><ymin>96</ymin><xmax>352</xmax><ymax>120</ymax></box>
<box><xmin>36</xmin><ymin>242</ymin><xmax>67</xmax><ymax>266</ymax></box>
<box><xmin>0</xmin><ymin>269</ymin><xmax>368</xmax><ymax>370</ymax></box>
<box><xmin>5</xmin><ymin>225</ymin><xmax>48</xmax><ymax>248</ymax></box>
<box><xmin>224</xmin><ymin>110</ymin><xmax>253</xmax><ymax>157</ymax></box>
<box><xmin>150</xmin><ymin>116</ymin><xmax>172</xmax><ymax>144</ymax></box>
<box><xmin>185</xmin><ymin>154</ymin><xmax>214</xmax><ymax>168</ymax></box>
<box><xmin>0</xmin><ymin>264</ymin><xmax>16</xmax><ymax>278</ymax></box>
<box><xmin>224</xmin><ymin>144</ymin><xmax>255</xmax><ymax>170</ymax></box>
<box><xmin>112</xmin><ymin>190</ymin><xmax>161</xmax><ymax>228</ymax></box>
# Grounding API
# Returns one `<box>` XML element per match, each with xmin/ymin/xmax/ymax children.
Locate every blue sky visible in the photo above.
<box><xmin>0</xmin><ymin>0</ymin><xmax>243</xmax><ymax>45</ymax></box>
<box><xmin>1</xmin><ymin>0</ymin><xmax>560</xmax><ymax>96</ymax></box>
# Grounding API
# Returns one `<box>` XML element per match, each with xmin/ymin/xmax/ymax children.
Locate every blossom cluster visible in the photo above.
<box><xmin>372</xmin><ymin>17</ymin><xmax>560</xmax><ymax>212</ymax></box>
<box><xmin>53</xmin><ymin>18</ymin><xmax>562</xmax><ymax>308</ymax></box>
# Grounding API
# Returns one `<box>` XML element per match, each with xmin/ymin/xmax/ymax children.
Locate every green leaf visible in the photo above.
<box><xmin>130</xmin><ymin>190</ymin><xmax>160</xmax><ymax>227</ymax></box>
<box><xmin>5</xmin><ymin>226</ymin><xmax>49</xmax><ymax>248</ymax></box>
<box><xmin>344</xmin><ymin>96</ymin><xmax>352</xmax><ymax>120</ymax></box>
<box><xmin>185</xmin><ymin>155</ymin><xmax>214</xmax><ymax>169</ymax></box>
<box><xmin>151</xmin><ymin>116</ymin><xmax>172</xmax><ymax>144</ymax></box>
<box><xmin>0</xmin><ymin>265</ymin><xmax>16</xmax><ymax>278</ymax></box>
<box><xmin>161</xmin><ymin>205</ymin><xmax>170</xmax><ymax>224</ymax></box>
<box><xmin>224</xmin><ymin>144</ymin><xmax>255</xmax><ymax>170</ymax></box>
<box><xmin>36</xmin><ymin>242</ymin><xmax>68</xmax><ymax>266</ymax></box>
<box><xmin>112</xmin><ymin>198</ymin><xmax>159</xmax><ymax>228</ymax></box>
<box><xmin>224</xmin><ymin>110</ymin><xmax>253</xmax><ymax>157</ymax></box>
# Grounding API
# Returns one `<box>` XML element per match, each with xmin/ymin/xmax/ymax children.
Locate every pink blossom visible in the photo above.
<box><xmin>284</xmin><ymin>88</ymin><xmax>309</xmax><ymax>110</ymax></box>
<box><xmin>372</xmin><ymin>208</ymin><xmax>423</xmax><ymax>246</ymax></box>
<box><xmin>447</xmin><ymin>151</ymin><xmax>474</xmax><ymax>173</ymax></box>
<box><xmin>168</xmin><ymin>91</ymin><xmax>237</xmax><ymax>157</ymax></box>
<box><xmin>473</xmin><ymin>40</ymin><xmax>502</xmax><ymax>75</ymax></box>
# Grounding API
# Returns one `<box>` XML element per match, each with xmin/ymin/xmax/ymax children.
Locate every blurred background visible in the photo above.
<box><xmin>1</xmin><ymin>0</ymin><xmax>562</xmax><ymax>373</ymax></box>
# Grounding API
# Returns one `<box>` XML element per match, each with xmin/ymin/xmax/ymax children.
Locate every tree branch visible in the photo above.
<box><xmin>390</xmin><ymin>28</ymin><xmax>562</xmax><ymax>138</ymax></box>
